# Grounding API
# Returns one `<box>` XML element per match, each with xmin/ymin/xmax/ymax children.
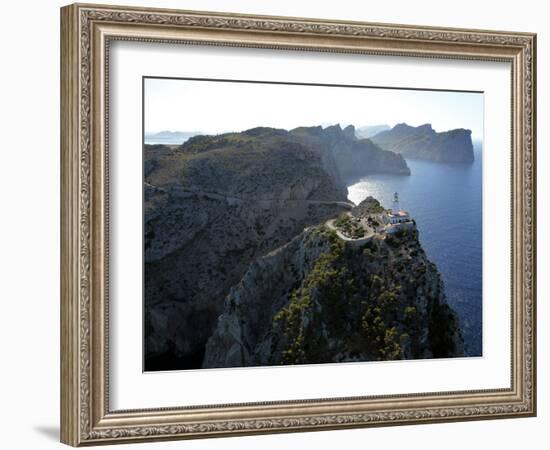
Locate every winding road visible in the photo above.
<box><xmin>145</xmin><ymin>183</ymin><xmax>355</xmax><ymax>210</ymax></box>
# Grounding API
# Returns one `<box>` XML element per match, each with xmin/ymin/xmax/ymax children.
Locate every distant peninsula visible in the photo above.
<box><xmin>370</xmin><ymin>123</ymin><xmax>475</xmax><ymax>163</ymax></box>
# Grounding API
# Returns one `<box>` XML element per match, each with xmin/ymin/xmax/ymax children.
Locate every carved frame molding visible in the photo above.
<box><xmin>60</xmin><ymin>3</ymin><xmax>536</xmax><ymax>446</ymax></box>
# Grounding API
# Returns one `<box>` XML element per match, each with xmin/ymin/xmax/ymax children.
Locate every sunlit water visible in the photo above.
<box><xmin>347</xmin><ymin>144</ymin><xmax>482</xmax><ymax>356</ymax></box>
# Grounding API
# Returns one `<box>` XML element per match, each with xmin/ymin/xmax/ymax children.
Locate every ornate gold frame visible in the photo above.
<box><xmin>60</xmin><ymin>3</ymin><xmax>536</xmax><ymax>446</ymax></box>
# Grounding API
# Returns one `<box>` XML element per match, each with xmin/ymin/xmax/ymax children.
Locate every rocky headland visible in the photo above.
<box><xmin>370</xmin><ymin>123</ymin><xmax>475</xmax><ymax>163</ymax></box>
<box><xmin>204</xmin><ymin>197</ymin><xmax>464</xmax><ymax>368</ymax></box>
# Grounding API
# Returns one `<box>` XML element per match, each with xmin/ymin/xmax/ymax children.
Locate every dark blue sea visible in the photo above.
<box><xmin>347</xmin><ymin>143</ymin><xmax>483</xmax><ymax>356</ymax></box>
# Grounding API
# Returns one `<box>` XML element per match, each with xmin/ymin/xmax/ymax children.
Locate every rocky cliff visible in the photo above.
<box><xmin>144</xmin><ymin>126</ymin><xmax>410</xmax><ymax>370</ymax></box>
<box><xmin>370</xmin><ymin>123</ymin><xmax>474</xmax><ymax>163</ymax></box>
<box><xmin>204</xmin><ymin>204</ymin><xmax>464</xmax><ymax>368</ymax></box>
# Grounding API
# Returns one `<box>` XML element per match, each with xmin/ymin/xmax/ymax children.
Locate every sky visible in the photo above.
<box><xmin>144</xmin><ymin>77</ymin><xmax>483</xmax><ymax>140</ymax></box>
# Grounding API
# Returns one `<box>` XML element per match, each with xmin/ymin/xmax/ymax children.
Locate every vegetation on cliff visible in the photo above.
<box><xmin>273</xmin><ymin>226</ymin><xmax>463</xmax><ymax>364</ymax></box>
<box><xmin>204</xmin><ymin>221</ymin><xmax>464</xmax><ymax>368</ymax></box>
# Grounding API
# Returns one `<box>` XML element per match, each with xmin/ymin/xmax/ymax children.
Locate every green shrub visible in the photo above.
<box><xmin>274</xmin><ymin>234</ymin><xmax>346</xmax><ymax>364</ymax></box>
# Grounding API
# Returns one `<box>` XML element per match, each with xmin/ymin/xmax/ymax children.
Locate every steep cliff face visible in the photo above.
<box><xmin>370</xmin><ymin>123</ymin><xmax>474</xmax><ymax>163</ymax></box>
<box><xmin>290</xmin><ymin>124</ymin><xmax>411</xmax><ymax>181</ymax></box>
<box><xmin>204</xmin><ymin>218</ymin><xmax>464</xmax><ymax>368</ymax></box>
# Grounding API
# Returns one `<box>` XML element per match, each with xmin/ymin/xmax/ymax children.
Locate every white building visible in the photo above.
<box><xmin>386</xmin><ymin>192</ymin><xmax>411</xmax><ymax>224</ymax></box>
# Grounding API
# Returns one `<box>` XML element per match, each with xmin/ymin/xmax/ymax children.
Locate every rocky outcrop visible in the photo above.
<box><xmin>370</xmin><ymin>123</ymin><xmax>474</xmax><ymax>163</ymax></box>
<box><xmin>204</xmin><ymin>208</ymin><xmax>464</xmax><ymax>368</ymax></box>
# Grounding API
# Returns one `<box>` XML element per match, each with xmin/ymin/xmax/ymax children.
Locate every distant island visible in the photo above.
<box><xmin>144</xmin><ymin>124</ymin><xmax>465</xmax><ymax>371</ymax></box>
<box><xmin>369</xmin><ymin>123</ymin><xmax>475</xmax><ymax>163</ymax></box>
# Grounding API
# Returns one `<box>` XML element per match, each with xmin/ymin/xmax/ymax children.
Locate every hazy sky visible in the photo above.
<box><xmin>144</xmin><ymin>77</ymin><xmax>483</xmax><ymax>139</ymax></box>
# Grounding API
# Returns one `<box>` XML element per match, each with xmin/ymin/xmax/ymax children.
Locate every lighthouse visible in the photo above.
<box><xmin>392</xmin><ymin>192</ymin><xmax>400</xmax><ymax>213</ymax></box>
<box><xmin>387</xmin><ymin>192</ymin><xmax>411</xmax><ymax>225</ymax></box>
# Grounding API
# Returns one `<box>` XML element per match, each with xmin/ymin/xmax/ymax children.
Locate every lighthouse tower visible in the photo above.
<box><xmin>387</xmin><ymin>191</ymin><xmax>411</xmax><ymax>225</ymax></box>
<box><xmin>392</xmin><ymin>192</ymin><xmax>400</xmax><ymax>213</ymax></box>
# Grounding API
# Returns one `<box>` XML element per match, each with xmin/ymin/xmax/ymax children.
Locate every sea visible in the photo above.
<box><xmin>347</xmin><ymin>142</ymin><xmax>483</xmax><ymax>356</ymax></box>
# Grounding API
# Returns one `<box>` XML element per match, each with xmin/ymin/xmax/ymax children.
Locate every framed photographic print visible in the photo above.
<box><xmin>60</xmin><ymin>3</ymin><xmax>537</xmax><ymax>446</ymax></box>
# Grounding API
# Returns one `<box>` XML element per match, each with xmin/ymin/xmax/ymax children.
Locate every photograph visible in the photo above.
<box><xmin>143</xmin><ymin>78</ymin><xmax>483</xmax><ymax>372</ymax></box>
